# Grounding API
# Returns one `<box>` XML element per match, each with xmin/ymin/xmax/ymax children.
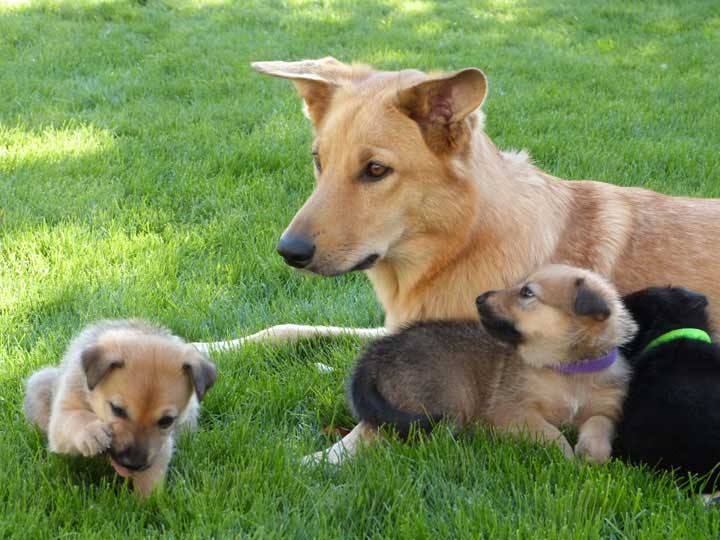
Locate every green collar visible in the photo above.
<box><xmin>642</xmin><ymin>328</ymin><xmax>712</xmax><ymax>354</ymax></box>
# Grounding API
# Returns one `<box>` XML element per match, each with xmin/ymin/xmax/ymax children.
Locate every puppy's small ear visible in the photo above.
<box><xmin>682</xmin><ymin>288</ymin><xmax>709</xmax><ymax>310</ymax></box>
<box><xmin>81</xmin><ymin>345</ymin><xmax>124</xmax><ymax>390</ymax></box>
<box><xmin>574</xmin><ymin>278</ymin><xmax>611</xmax><ymax>321</ymax></box>
<box><xmin>183</xmin><ymin>352</ymin><xmax>217</xmax><ymax>401</ymax></box>
<box><xmin>396</xmin><ymin>68</ymin><xmax>487</xmax><ymax>153</ymax></box>
<box><xmin>252</xmin><ymin>57</ymin><xmax>352</xmax><ymax>127</ymax></box>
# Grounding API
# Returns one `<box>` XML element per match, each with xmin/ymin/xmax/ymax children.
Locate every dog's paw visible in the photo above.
<box><xmin>75</xmin><ymin>420</ymin><xmax>113</xmax><ymax>457</ymax></box>
<box><xmin>545</xmin><ymin>434</ymin><xmax>573</xmax><ymax>459</ymax></box>
<box><xmin>574</xmin><ymin>437</ymin><xmax>612</xmax><ymax>464</ymax></box>
<box><xmin>301</xmin><ymin>444</ymin><xmax>348</xmax><ymax>466</ymax></box>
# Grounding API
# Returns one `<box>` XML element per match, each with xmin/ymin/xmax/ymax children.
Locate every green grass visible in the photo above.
<box><xmin>1</xmin><ymin>0</ymin><xmax>719</xmax><ymax>537</ymax></box>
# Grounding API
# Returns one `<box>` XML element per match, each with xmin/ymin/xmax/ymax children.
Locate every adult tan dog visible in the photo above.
<box><xmin>196</xmin><ymin>57</ymin><xmax>720</xmax><ymax>462</ymax></box>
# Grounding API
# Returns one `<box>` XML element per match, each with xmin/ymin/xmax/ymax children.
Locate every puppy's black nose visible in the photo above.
<box><xmin>112</xmin><ymin>447</ymin><xmax>149</xmax><ymax>471</ymax></box>
<box><xmin>276</xmin><ymin>234</ymin><xmax>315</xmax><ymax>268</ymax></box>
<box><xmin>476</xmin><ymin>291</ymin><xmax>494</xmax><ymax>306</ymax></box>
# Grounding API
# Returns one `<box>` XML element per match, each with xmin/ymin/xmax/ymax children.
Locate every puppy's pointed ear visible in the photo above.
<box><xmin>82</xmin><ymin>345</ymin><xmax>124</xmax><ymax>390</ymax></box>
<box><xmin>252</xmin><ymin>57</ymin><xmax>351</xmax><ymax>127</ymax></box>
<box><xmin>183</xmin><ymin>351</ymin><xmax>217</xmax><ymax>401</ymax></box>
<box><xmin>396</xmin><ymin>68</ymin><xmax>487</xmax><ymax>153</ymax></box>
<box><xmin>681</xmin><ymin>288</ymin><xmax>709</xmax><ymax>310</ymax></box>
<box><xmin>574</xmin><ymin>278</ymin><xmax>611</xmax><ymax>321</ymax></box>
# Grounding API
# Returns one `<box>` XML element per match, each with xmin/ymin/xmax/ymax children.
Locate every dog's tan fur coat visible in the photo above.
<box><xmin>244</xmin><ymin>58</ymin><xmax>720</xmax><ymax>332</ymax></box>
<box><xmin>202</xmin><ymin>58</ymin><xmax>720</xmax><ymax>463</ymax></box>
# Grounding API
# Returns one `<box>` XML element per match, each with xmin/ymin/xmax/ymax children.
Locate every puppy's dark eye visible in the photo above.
<box><xmin>519</xmin><ymin>285</ymin><xmax>535</xmax><ymax>298</ymax></box>
<box><xmin>362</xmin><ymin>161</ymin><xmax>392</xmax><ymax>181</ymax></box>
<box><xmin>109</xmin><ymin>403</ymin><xmax>127</xmax><ymax>419</ymax></box>
<box><xmin>157</xmin><ymin>416</ymin><xmax>175</xmax><ymax>429</ymax></box>
<box><xmin>312</xmin><ymin>152</ymin><xmax>321</xmax><ymax>173</ymax></box>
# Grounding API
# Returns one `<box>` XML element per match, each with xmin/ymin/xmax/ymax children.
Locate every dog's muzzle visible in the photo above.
<box><xmin>476</xmin><ymin>293</ymin><xmax>524</xmax><ymax>345</ymax></box>
<box><xmin>108</xmin><ymin>447</ymin><xmax>151</xmax><ymax>472</ymax></box>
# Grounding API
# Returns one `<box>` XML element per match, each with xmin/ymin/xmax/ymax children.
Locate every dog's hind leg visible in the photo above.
<box><xmin>193</xmin><ymin>325</ymin><xmax>387</xmax><ymax>354</ymax></box>
<box><xmin>301</xmin><ymin>421</ymin><xmax>379</xmax><ymax>466</ymax></box>
<box><xmin>24</xmin><ymin>367</ymin><xmax>60</xmax><ymax>433</ymax></box>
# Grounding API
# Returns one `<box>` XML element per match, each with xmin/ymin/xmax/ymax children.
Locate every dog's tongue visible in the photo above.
<box><xmin>110</xmin><ymin>458</ymin><xmax>132</xmax><ymax>478</ymax></box>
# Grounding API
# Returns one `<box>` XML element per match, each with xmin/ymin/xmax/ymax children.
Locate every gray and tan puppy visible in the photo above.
<box><xmin>24</xmin><ymin>319</ymin><xmax>217</xmax><ymax>497</ymax></box>
<box><xmin>349</xmin><ymin>265</ymin><xmax>637</xmax><ymax>463</ymax></box>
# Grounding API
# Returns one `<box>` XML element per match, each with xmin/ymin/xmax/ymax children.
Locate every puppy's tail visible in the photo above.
<box><xmin>24</xmin><ymin>367</ymin><xmax>60</xmax><ymax>433</ymax></box>
<box><xmin>350</xmin><ymin>363</ymin><xmax>442</xmax><ymax>439</ymax></box>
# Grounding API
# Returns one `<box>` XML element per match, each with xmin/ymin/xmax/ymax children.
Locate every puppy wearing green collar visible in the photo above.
<box><xmin>618</xmin><ymin>287</ymin><xmax>720</xmax><ymax>489</ymax></box>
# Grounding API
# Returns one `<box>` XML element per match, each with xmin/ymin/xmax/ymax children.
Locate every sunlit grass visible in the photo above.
<box><xmin>1</xmin><ymin>0</ymin><xmax>719</xmax><ymax>538</ymax></box>
<box><xmin>0</xmin><ymin>125</ymin><xmax>116</xmax><ymax>168</ymax></box>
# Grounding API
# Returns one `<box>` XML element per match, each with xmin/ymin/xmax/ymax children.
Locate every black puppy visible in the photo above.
<box><xmin>618</xmin><ymin>286</ymin><xmax>720</xmax><ymax>488</ymax></box>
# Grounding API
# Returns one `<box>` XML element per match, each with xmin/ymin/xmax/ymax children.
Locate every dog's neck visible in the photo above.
<box><xmin>368</xmin><ymin>124</ymin><xmax>571</xmax><ymax>329</ymax></box>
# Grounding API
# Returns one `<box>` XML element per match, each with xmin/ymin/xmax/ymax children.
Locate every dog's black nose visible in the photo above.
<box><xmin>476</xmin><ymin>291</ymin><xmax>494</xmax><ymax>305</ymax></box>
<box><xmin>277</xmin><ymin>234</ymin><xmax>315</xmax><ymax>268</ymax></box>
<box><xmin>111</xmin><ymin>447</ymin><xmax>149</xmax><ymax>471</ymax></box>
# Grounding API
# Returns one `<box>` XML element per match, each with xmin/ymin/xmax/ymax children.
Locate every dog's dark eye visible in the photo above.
<box><xmin>109</xmin><ymin>403</ymin><xmax>127</xmax><ymax>419</ymax></box>
<box><xmin>312</xmin><ymin>152</ymin><xmax>322</xmax><ymax>173</ymax></box>
<box><xmin>362</xmin><ymin>161</ymin><xmax>392</xmax><ymax>181</ymax></box>
<box><xmin>157</xmin><ymin>416</ymin><xmax>175</xmax><ymax>429</ymax></box>
<box><xmin>520</xmin><ymin>285</ymin><xmax>535</xmax><ymax>298</ymax></box>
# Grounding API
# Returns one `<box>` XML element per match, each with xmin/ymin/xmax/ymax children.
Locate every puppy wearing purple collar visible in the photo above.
<box><xmin>347</xmin><ymin>265</ymin><xmax>637</xmax><ymax>464</ymax></box>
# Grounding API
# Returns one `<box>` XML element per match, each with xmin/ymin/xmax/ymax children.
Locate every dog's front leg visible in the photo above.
<box><xmin>193</xmin><ymin>325</ymin><xmax>388</xmax><ymax>354</ymax></box>
<box><xmin>574</xmin><ymin>415</ymin><xmax>615</xmax><ymax>464</ymax></box>
<box><xmin>501</xmin><ymin>411</ymin><xmax>574</xmax><ymax>459</ymax></box>
<box><xmin>48</xmin><ymin>409</ymin><xmax>113</xmax><ymax>457</ymax></box>
<box><xmin>302</xmin><ymin>421</ymin><xmax>378</xmax><ymax>466</ymax></box>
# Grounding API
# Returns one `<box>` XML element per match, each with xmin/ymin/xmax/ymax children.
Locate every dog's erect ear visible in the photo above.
<box><xmin>252</xmin><ymin>57</ymin><xmax>352</xmax><ymax>127</ymax></box>
<box><xmin>396</xmin><ymin>68</ymin><xmax>487</xmax><ymax>153</ymax></box>
<box><xmin>574</xmin><ymin>278</ymin><xmax>611</xmax><ymax>321</ymax></box>
<box><xmin>183</xmin><ymin>352</ymin><xmax>218</xmax><ymax>401</ymax></box>
<box><xmin>82</xmin><ymin>345</ymin><xmax>124</xmax><ymax>390</ymax></box>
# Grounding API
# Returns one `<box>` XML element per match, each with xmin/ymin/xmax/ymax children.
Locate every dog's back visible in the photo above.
<box><xmin>24</xmin><ymin>367</ymin><xmax>60</xmax><ymax>433</ymax></box>
<box><xmin>350</xmin><ymin>320</ymin><xmax>514</xmax><ymax>437</ymax></box>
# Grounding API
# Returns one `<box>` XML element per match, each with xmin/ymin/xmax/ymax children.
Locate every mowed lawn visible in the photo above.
<box><xmin>1</xmin><ymin>0</ymin><xmax>720</xmax><ymax>538</ymax></box>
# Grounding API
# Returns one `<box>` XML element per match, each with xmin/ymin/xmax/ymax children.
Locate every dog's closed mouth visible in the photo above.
<box><xmin>479</xmin><ymin>312</ymin><xmax>523</xmax><ymax>345</ymax></box>
<box><xmin>350</xmin><ymin>254</ymin><xmax>380</xmax><ymax>272</ymax></box>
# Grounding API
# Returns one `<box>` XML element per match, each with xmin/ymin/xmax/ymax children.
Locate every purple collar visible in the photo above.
<box><xmin>554</xmin><ymin>348</ymin><xmax>618</xmax><ymax>374</ymax></box>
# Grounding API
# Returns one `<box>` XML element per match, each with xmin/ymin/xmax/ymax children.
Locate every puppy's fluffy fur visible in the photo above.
<box><xmin>618</xmin><ymin>287</ymin><xmax>720</xmax><ymax>487</ymax></box>
<box><xmin>24</xmin><ymin>320</ymin><xmax>217</xmax><ymax>497</ymax></box>
<box><xmin>351</xmin><ymin>265</ymin><xmax>637</xmax><ymax>462</ymax></box>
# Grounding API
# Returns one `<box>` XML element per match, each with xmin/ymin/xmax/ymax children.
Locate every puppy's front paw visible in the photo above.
<box><xmin>558</xmin><ymin>438</ymin><xmax>575</xmax><ymax>459</ymax></box>
<box><xmin>75</xmin><ymin>420</ymin><xmax>113</xmax><ymax>457</ymax></box>
<box><xmin>574</xmin><ymin>436</ymin><xmax>612</xmax><ymax>464</ymax></box>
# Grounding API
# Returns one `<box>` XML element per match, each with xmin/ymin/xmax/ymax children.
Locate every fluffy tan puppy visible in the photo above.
<box><xmin>24</xmin><ymin>320</ymin><xmax>217</xmax><ymax>497</ymax></box>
